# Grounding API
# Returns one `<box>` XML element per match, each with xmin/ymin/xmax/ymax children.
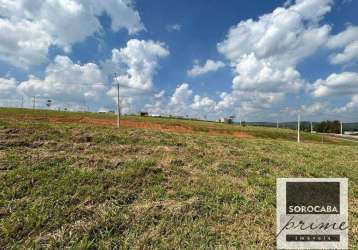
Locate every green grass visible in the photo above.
<box><xmin>0</xmin><ymin>108</ymin><xmax>357</xmax><ymax>249</ymax></box>
<box><xmin>0</xmin><ymin>107</ymin><xmax>353</xmax><ymax>145</ymax></box>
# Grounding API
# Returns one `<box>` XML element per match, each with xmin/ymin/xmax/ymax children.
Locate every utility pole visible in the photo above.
<box><xmin>310</xmin><ymin>121</ymin><xmax>313</xmax><ymax>133</ymax></box>
<box><xmin>277</xmin><ymin>119</ymin><xmax>279</xmax><ymax>129</ymax></box>
<box><xmin>21</xmin><ymin>96</ymin><xmax>24</xmax><ymax>108</ymax></box>
<box><xmin>113</xmin><ymin>73</ymin><xmax>120</xmax><ymax>127</ymax></box>
<box><xmin>117</xmin><ymin>83</ymin><xmax>120</xmax><ymax>127</ymax></box>
<box><xmin>297</xmin><ymin>110</ymin><xmax>301</xmax><ymax>143</ymax></box>
<box><xmin>341</xmin><ymin>121</ymin><xmax>343</xmax><ymax>136</ymax></box>
<box><xmin>32</xmin><ymin>96</ymin><xmax>36</xmax><ymax>110</ymax></box>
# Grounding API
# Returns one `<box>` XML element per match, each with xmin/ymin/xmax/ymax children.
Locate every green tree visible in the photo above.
<box><xmin>314</xmin><ymin>120</ymin><xmax>340</xmax><ymax>133</ymax></box>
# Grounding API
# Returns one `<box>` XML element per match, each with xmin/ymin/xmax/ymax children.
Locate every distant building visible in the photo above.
<box><xmin>219</xmin><ymin>117</ymin><xmax>233</xmax><ymax>124</ymax></box>
<box><xmin>98</xmin><ymin>108</ymin><xmax>113</xmax><ymax>114</ymax></box>
<box><xmin>344</xmin><ymin>131</ymin><xmax>358</xmax><ymax>136</ymax></box>
<box><xmin>140</xmin><ymin>112</ymin><xmax>149</xmax><ymax>116</ymax></box>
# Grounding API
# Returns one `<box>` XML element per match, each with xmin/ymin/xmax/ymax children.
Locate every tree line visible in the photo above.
<box><xmin>313</xmin><ymin>120</ymin><xmax>341</xmax><ymax>133</ymax></box>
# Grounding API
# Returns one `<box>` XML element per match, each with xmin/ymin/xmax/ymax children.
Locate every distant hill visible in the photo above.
<box><xmin>245</xmin><ymin>121</ymin><xmax>358</xmax><ymax>131</ymax></box>
<box><xmin>342</xmin><ymin>123</ymin><xmax>358</xmax><ymax>131</ymax></box>
<box><xmin>245</xmin><ymin>121</ymin><xmax>311</xmax><ymax>130</ymax></box>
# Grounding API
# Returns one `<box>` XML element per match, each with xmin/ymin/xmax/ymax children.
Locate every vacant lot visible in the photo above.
<box><xmin>0</xmin><ymin>108</ymin><xmax>357</xmax><ymax>249</ymax></box>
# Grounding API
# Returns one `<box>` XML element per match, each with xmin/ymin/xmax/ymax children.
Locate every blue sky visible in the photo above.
<box><xmin>1</xmin><ymin>0</ymin><xmax>358</xmax><ymax>121</ymax></box>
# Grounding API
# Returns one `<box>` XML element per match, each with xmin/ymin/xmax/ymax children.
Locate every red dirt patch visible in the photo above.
<box><xmin>233</xmin><ymin>131</ymin><xmax>254</xmax><ymax>139</ymax></box>
<box><xmin>0</xmin><ymin>114</ymin><xmax>254</xmax><ymax>139</ymax></box>
<box><xmin>77</xmin><ymin>117</ymin><xmax>193</xmax><ymax>133</ymax></box>
<box><xmin>122</xmin><ymin>120</ymin><xmax>193</xmax><ymax>133</ymax></box>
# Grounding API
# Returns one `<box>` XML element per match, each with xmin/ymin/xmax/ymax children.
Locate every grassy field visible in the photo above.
<box><xmin>0</xmin><ymin>108</ymin><xmax>357</xmax><ymax>249</ymax></box>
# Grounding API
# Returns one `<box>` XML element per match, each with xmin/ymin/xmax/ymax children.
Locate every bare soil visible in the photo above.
<box><xmin>0</xmin><ymin>114</ymin><xmax>253</xmax><ymax>139</ymax></box>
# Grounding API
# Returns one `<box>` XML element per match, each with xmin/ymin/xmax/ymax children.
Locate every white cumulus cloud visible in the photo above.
<box><xmin>110</xmin><ymin>39</ymin><xmax>169</xmax><ymax>91</ymax></box>
<box><xmin>216</xmin><ymin>0</ymin><xmax>333</xmax><ymax>118</ymax></box>
<box><xmin>17</xmin><ymin>55</ymin><xmax>109</xmax><ymax>109</ymax></box>
<box><xmin>232</xmin><ymin>53</ymin><xmax>302</xmax><ymax>93</ymax></box>
<box><xmin>330</xmin><ymin>41</ymin><xmax>358</xmax><ymax>64</ymax></box>
<box><xmin>327</xmin><ymin>26</ymin><xmax>358</xmax><ymax>64</ymax></box>
<box><xmin>1</xmin><ymin>38</ymin><xmax>169</xmax><ymax>112</ymax></box>
<box><xmin>0</xmin><ymin>0</ymin><xmax>144</xmax><ymax>68</ymax></box>
<box><xmin>169</xmin><ymin>83</ymin><xmax>193</xmax><ymax>106</ymax></box>
<box><xmin>0</xmin><ymin>19</ymin><xmax>52</xmax><ymax>68</ymax></box>
<box><xmin>312</xmin><ymin>72</ymin><xmax>358</xmax><ymax>98</ymax></box>
<box><xmin>327</xmin><ymin>26</ymin><xmax>358</xmax><ymax>49</ymax></box>
<box><xmin>166</xmin><ymin>83</ymin><xmax>219</xmax><ymax>119</ymax></box>
<box><xmin>217</xmin><ymin>0</ymin><xmax>331</xmax><ymax>67</ymax></box>
<box><xmin>187</xmin><ymin>60</ymin><xmax>225</xmax><ymax>77</ymax></box>
<box><xmin>106</xmin><ymin>39</ymin><xmax>169</xmax><ymax>113</ymax></box>
<box><xmin>191</xmin><ymin>95</ymin><xmax>216</xmax><ymax>110</ymax></box>
<box><xmin>0</xmin><ymin>77</ymin><xmax>22</xmax><ymax>107</ymax></box>
<box><xmin>0</xmin><ymin>77</ymin><xmax>18</xmax><ymax>97</ymax></box>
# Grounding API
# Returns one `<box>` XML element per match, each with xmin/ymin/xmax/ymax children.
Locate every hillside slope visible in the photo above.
<box><xmin>0</xmin><ymin>108</ymin><xmax>357</xmax><ymax>248</ymax></box>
